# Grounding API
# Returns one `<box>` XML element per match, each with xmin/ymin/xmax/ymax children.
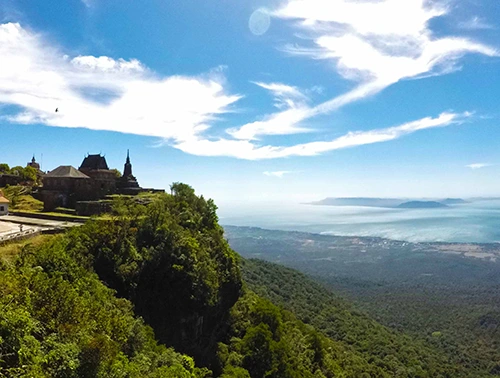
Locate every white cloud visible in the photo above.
<box><xmin>253</xmin><ymin>82</ymin><xmax>308</xmax><ymax>107</ymax></box>
<box><xmin>0</xmin><ymin>18</ymin><xmax>494</xmax><ymax>161</ymax></box>
<box><xmin>466</xmin><ymin>163</ymin><xmax>492</xmax><ymax>170</ymax></box>
<box><xmin>71</xmin><ymin>56</ymin><xmax>145</xmax><ymax>73</ymax></box>
<box><xmin>263</xmin><ymin>171</ymin><xmax>293</xmax><ymax>178</ymax></box>
<box><xmin>226</xmin><ymin>82</ymin><xmax>311</xmax><ymax>140</ymax></box>
<box><xmin>274</xmin><ymin>0</ymin><xmax>498</xmax><ymax>85</ymax></box>
<box><xmin>0</xmin><ymin>22</ymin><xmax>240</xmax><ymax>142</ymax></box>
<box><xmin>225</xmin><ymin>0</ymin><xmax>498</xmax><ymax>147</ymax></box>
<box><xmin>174</xmin><ymin>112</ymin><xmax>469</xmax><ymax>160</ymax></box>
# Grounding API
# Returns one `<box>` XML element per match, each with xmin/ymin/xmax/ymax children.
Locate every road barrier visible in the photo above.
<box><xmin>0</xmin><ymin>228</ymin><xmax>41</xmax><ymax>245</ymax></box>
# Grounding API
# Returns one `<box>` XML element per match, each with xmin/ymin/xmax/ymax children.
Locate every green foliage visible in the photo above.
<box><xmin>2</xmin><ymin>185</ymin><xmax>43</xmax><ymax>211</ymax></box>
<box><xmin>219</xmin><ymin>291</ymin><xmax>393</xmax><ymax>378</ymax></box>
<box><xmin>2</xmin><ymin>185</ymin><xmax>26</xmax><ymax>207</ymax></box>
<box><xmin>65</xmin><ymin>185</ymin><xmax>242</xmax><ymax>365</ymax></box>
<box><xmin>0</xmin><ymin>163</ymin><xmax>9</xmax><ymax>173</ymax></box>
<box><xmin>5</xmin><ymin>165</ymin><xmax>38</xmax><ymax>183</ymax></box>
<box><xmin>0</xmin><ymin>236</ymin><xmax>207</xmax><ymax>377</ymax></box>
<box><xmin>110</xmin><ymin>168</ymin><xmax>122</xmax><ymax>178</ymax></box>
<box><xmin>1</xmin><ymin>183</ymin><xmax>487</xmax><ymax>377</ymax></box>
<box><xmin>228</xmin><ymin>226</ymin><xmax>500</xmax><ymax>376</ymax></box>
<box><xmin>241</xmin><ymin>259</ymin><xmax>467</xmax><ymax>377</ymax></box>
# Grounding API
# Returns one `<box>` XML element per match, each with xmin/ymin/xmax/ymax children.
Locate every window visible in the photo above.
<box><xmin>0</xmin><ymin>206</ymin><xmax>4</xmax><ymax>212</ymax></box>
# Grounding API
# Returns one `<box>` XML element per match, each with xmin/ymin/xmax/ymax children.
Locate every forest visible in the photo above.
<box><xmin>227</xmin><ymin>226</ymin><xmax>500</xmax><ymax>376</ymax></box>
<box><xmin>0</xmin><ymin>185</ymin><xmax>493</xmax><ymax>376</ymax></box>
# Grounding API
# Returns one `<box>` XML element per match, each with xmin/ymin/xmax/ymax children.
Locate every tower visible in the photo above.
<box><xmin>118</xmin><ymin>150</ymin><xmax>140</xmax><ymax>192</ymax></box>
<box><xmin>27</xmin><ymin>155</ymin><xmax>40</xmax><ymax>170</ymax></box>
<box><xmin>123</xmin><ymin>149</ymin><xmax>133</xmax><ymax>177</ymax></box>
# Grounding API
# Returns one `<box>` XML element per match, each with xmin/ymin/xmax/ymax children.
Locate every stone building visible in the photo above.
<box><xmin>39</xmin><ymin>151</ymin><xmax>162</xmax><ymax>212</ymax></box>
<box><xmin>27</xmin><ymin>155</ymin><xmax>40</xmax><ymax>170</ymax></box>
<box><xmin>79</xmin><ymin>154</ymin><xmax>117</xmax><ymax>198</ymax></box>
<box><xmin>40</xmin><ymin>165</ymin><xmax>92</xmax><ymax>210</ymax></box>
<box><xmin>27</xmin><ymin>155</ymin><xmax>45</xmax><ymax>181</ymax></box>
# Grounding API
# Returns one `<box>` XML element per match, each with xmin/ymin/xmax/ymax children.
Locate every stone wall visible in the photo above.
<box><xmin>75</xmin><ymin>200</ymin><xmax>113</xmax><ymax>216</ymax></box>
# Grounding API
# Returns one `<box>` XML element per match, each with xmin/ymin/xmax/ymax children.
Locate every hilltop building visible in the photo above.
<box><xmin>39</xmin><ymin>151</ymin><xmax>163</xmax><ymax>214</ymax></box>
<box><xmin>40</xmin><ymin>166</ymin><xmax>92</xmax><ymax>210</ymax></box>
<box><xmin>27</xmin><ymin>155</ymin><xmax>40</xmax><ymax>170</ymax></box>
<box><xmin>79</xmin><ymin>154</ymin><xmax>117</xmax><ymax>197</ymax></box>
<box><xmin>27</xmin><ymin>155</ymin><xmax>45</xmax><ymax>181</ymax></box>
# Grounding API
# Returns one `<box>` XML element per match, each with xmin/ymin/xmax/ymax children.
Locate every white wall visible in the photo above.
<box><xmin>0</xmin><ymin>203</ymin><xmax>9</xmax><ymax>215</ymax></box>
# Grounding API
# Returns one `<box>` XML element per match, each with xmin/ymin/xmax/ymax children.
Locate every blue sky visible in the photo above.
<box><xmin>1</xmin><ymin>0</ymin><xmax>500</xmax><ymax>207</ymax></box>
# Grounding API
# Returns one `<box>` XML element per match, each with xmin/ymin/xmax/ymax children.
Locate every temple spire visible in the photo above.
<box><xmin>123</xmin><ymin>150</ymin><xmax>132</xmax><ymax>177</ymax></box>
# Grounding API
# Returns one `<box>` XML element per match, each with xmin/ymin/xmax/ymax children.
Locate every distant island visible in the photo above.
<box><xmin>308</xmin><ymin>197</ymin><xmax>467</xmax><ymax>209</ymax></box>
<box><xmin>309</xmin><ymin>198</ymin><xmax>405</xmax><ymax>208</ymax></box>
<box><xmin>397</xmin><ymin>201</ymin><xmax>448</xmax><ymax>209</ymax></box>
<box><xmin>440</xmin><ymin>198</ymin><xmax>468</xmax><ymax>205</ymax></box>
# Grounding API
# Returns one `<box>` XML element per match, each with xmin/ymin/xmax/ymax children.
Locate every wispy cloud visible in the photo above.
<box><xmin>225</xmin><ymin>0</ymin><xmax>498</xmax><ymax>146</ymax></box>
<box><xmin>174</xmin><ymin>112</ymin><xmax>470</xmax><ymax>159</ymax></box>
<box><xmin>459</xmin><ymin>16</ymin><xmax>495</xmax><ymax>31</ymax></box>
<box><xmin>263</xmin><ymin>171</ymin><xmax>293</xmax><ymax>178</ymax></box>
<box><xmin>253</xmin><ymin>82</ymin><xmax>308</xmax><ymax>108</ymax></box>
<box><xmin>274</xmin><ymin>0</ymin><xmax>498</xmax><ymax>86</ymax></box>
<box><xmin>466</xmin><ymin>163</ymin><xmax>493</xmax><ymax>170</ymax></box>
<box><xmin>0</xmin><ymin>14</ymin><xmax>496</xmax><ymax>161</ymax></box>
<box><xmin>0</xmin><ymin>23</ymin><xmax>240</xmax><ymax>141</ymax></box>
<box><xmin>226</xmin><ymin>82</ymin><xmax>311</xmax><ymax>140</ymax></box>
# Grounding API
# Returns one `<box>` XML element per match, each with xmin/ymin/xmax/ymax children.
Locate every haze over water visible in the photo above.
<box><xmin>219</xmin><ymin>200</ymin><xmax>500</xmax><ymax>244</ymax></box>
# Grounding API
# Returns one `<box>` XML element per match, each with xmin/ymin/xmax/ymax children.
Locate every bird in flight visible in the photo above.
<box><xmin>55</xmin><ymin>108</ymin><xmax>59</xmax><ymax>113</ymax></box>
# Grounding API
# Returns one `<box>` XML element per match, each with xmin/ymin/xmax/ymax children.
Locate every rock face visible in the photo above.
<box><xmin>397</xmin><ymin>201</ymin><xmax>448</xmax><ymax>209</ymax></box>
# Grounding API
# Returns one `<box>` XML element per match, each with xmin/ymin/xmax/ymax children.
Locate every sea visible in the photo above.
<box><xmin>218</xmin><ymin>200</ymin><xmax>500</xmax><ymax>244</ymax></box>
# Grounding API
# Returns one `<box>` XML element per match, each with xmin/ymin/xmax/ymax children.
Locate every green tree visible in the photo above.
<box><xmin>0</xmin><ymin>163</ymin><xmax>10</xmax><ymax>173</ymax></box>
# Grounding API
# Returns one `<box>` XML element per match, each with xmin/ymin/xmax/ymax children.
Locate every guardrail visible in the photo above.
<box><xmin>0</xmin><ymin>228</ymin><xmax>40</xmax><ymax>245</ymax></box>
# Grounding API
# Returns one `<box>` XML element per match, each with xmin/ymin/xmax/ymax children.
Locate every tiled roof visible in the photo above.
<box><xmin>79</xmin><ymin>154</ymin><xmax>109</xmax><ymax>170</ymax></box>
<box><xmin>45</xmin><ymin>166</ymin><xmax>90</xmax><ymax>179</ymax></box>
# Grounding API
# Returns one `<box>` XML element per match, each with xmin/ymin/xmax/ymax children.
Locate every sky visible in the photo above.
<box><xmin>1</xmin><ymin>0</ymin><xmax>500</xmax><ymax>208</ymax></box>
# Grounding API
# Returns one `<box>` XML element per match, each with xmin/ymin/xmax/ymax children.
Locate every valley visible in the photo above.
<box><xmin>226</xmin><ymin>226</ymin><xmax>500</xmax><ymax>375</ymax></box>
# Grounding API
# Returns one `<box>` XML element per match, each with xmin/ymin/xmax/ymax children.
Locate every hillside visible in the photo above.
<box><xmin>0</xmin><ymin>184</ymin><xmax>474</xmax><ymax>376</ymax></box>
<box><xmin>226</xmin><ymin>226</ymin><xmax>500</xmax><ymax>376</ymax></box>
<box><xmin>241</xmin><ymin>259</ymin><xmax>467</xmax><ymax>377</ymax></box>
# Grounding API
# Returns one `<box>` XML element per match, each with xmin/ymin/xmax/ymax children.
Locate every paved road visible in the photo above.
<box><xmin>0</xmin><ymin>221</ymin><xmax>23</xmax><ymax>236</ymax></box>
<box><xmin>0</xmin><ymin>215</ymin><xmax>79</xmax><ymax>228</ymax></box>
<box><xmin>0</xmin><ymin>220</ymin><xmax>39</xmax><ymax>242</ymax></box>
<box><xmin>0</xmin><ymin>215</ymin><xmax>80</xmax><ymax>244</ymax></box>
